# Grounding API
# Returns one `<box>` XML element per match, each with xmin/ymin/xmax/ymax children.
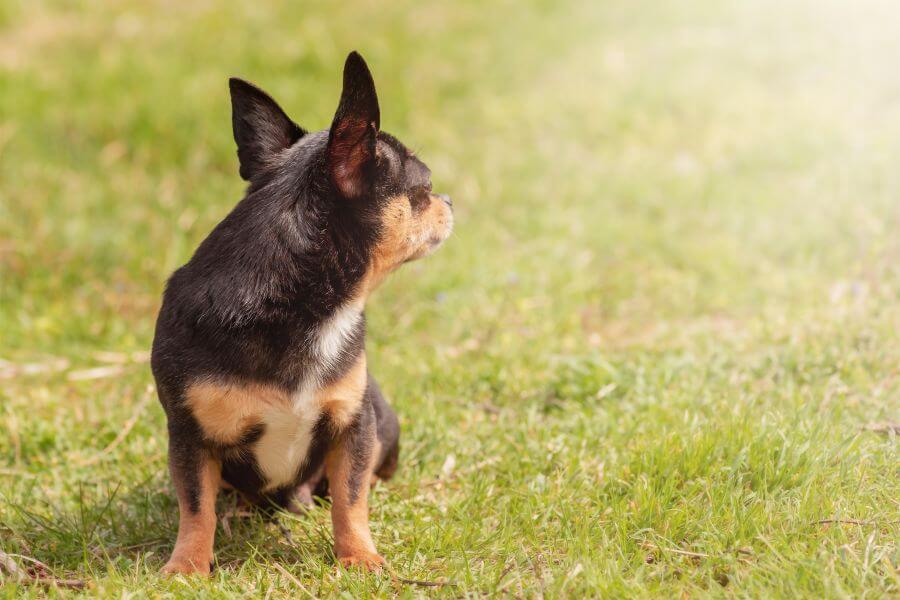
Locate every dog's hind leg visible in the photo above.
<box><xmin>368</xmin><ymin>375</ymin><xmax>400</xmax><ymax>483</ymax></box>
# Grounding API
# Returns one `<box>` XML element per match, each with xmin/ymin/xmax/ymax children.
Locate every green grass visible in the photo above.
<box><xmin>1</xmin><ymin>0</ymin><xmax>898</xmax><ymax>596</ymax></box>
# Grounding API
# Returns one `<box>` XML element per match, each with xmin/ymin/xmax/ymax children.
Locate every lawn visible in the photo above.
<box><xmin>1</xmin><ymin>0</ymin><xmax>898</xmax><ymax>597</ymax></box>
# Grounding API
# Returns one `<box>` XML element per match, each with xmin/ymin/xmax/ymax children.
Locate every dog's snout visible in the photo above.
<box><xmin>437</xmin><ymin>193</ymin><xmax>452</xmax><ymax>207</ymax></box>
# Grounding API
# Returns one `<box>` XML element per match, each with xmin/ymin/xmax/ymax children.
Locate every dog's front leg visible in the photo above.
<box><xmin>161</xmin><ymin>438</ymin><xmax>221</xmax><ymax>575</ymax></box>
<box><xmin>325</xmin><ymin>402</ymin><xmax>385</xmax><ymax>570</ymax></box>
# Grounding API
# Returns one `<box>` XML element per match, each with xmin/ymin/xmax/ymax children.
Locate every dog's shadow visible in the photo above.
<box><xmin>1</xmin><ymin>475</ymin><xmax>334</xmax><ymax>578</ymax></box>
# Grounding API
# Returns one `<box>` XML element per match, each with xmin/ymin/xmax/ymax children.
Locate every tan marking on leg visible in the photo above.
<box><xmin>325</xmin><ymin>438</ymin><xmax>384</xmax><ymax>571</ymax></box>
<box><xmin>185</xmin><ymin>381</ymin><xmax>288</xmax><ymax>444</ymax></box>
<box><xmin>161</xmin><ymin>453</ymin><xmax>221</xmax><ymax>576</ymax></box>
<box><xmin>317</xmin><ymin>353</ymin><xmax>367</xmax><ymax>430</ymax></box>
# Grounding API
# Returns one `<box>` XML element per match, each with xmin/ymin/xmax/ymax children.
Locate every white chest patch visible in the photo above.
<box><xmin>253</xmin><ymin>302</ymin><xmax>362</xmax><ymax>491</ymax></box>
<box><xmin>314</xmin><ymin>302</ymin><xmax>363</xmax><ymax>368</ymax></box>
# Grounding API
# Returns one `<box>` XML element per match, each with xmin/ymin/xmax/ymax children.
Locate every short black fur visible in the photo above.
<box><xmin>151</xmin><ymin>52</ymin><xmax>444</xmax><ymax>516</ymax></box>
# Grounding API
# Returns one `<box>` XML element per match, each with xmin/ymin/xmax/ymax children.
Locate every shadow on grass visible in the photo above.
<box><xmin>0</xmin><ymin>474</ymin><xmax>335</xmax><ymax>579</ymax></box>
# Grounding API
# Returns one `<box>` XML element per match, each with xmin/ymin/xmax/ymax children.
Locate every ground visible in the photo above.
<box><xmin>1</xmin><ymin>0</ymin><xmax>898</xmax><ymax>597</ymax></box>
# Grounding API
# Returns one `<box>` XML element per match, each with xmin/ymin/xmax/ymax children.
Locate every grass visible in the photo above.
<box><xmin>1</xmin><ymin>0</ymin><xmax>898</xmax><ymax>596</ymax></box>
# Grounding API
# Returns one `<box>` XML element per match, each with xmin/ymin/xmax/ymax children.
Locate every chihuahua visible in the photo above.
<box><xmin>150</xmin><ymin>51</ymin><xmax>453</xmax><ymax>574</ymax></box>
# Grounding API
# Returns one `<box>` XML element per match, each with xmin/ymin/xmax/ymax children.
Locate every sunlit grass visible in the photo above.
<box><xmin>1</xmin><ymin>0</ymin><xmax>898</xmax><ymax>596</ymax></box>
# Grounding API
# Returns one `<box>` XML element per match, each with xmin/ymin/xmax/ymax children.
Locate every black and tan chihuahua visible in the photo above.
<box><xmin>151</xmin><ymin>52</ymin><xmax>453</xmax><ymax>574</ymax></box>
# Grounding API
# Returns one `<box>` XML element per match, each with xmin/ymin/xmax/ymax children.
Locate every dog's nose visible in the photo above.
<box><xmin>437</xmin><ymin>194</ymin><xmax>452</xmax><ymax>207</ymax></box>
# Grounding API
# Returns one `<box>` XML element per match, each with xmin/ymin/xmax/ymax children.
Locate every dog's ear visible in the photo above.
<box><xmin>327</xmin><ymin>51</ymin><xmax>380</xmax><ymax>199</ymax></box>
<box><xmin>229</xmin><ymin>78</ymin><xmax>305</xmax><ymax>181</ymax></box>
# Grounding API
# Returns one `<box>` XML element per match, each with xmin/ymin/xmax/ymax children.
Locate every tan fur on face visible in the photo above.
<box><xmin>185</xmin><ymin>381</ymin><xmax>288</xmax><ymax>445</ymax></box>
<box><xmin>317</xmin><ymin>352</ymin><xmax>367</xmax><ymax>430</ymax></box>
<box><xmin>360</xmin><ymin>194</ymin><xmax>453</xmax><ymax>297</ymax></box>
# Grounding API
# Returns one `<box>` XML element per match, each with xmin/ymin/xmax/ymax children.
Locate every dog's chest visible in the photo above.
<box><xmin>253</xmin><ymin>304</ymin><xmax>362</xmax><ymax>491</ymax></box>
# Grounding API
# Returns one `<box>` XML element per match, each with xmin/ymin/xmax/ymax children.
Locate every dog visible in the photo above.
<box><xmin>150</xmin><ymin>51</ymin><xmax>453</xmax><ymax>575</ymax></box>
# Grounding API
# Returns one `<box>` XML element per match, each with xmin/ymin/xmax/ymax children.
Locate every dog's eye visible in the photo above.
<box><xmin>409</xmin><ymin>187</ymin><xmax>430</xmax><ymax>211</ymax></box>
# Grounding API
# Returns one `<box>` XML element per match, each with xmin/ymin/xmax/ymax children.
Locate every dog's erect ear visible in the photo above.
<box><xmin>327</xmin><ymin>51</ymin><xmax>381</xmax><ymax>199</ymax></box>
<box><xmin>229</xmin><ymin>78</ymin><xmax>305</xmax><ymax>181</ymax></box>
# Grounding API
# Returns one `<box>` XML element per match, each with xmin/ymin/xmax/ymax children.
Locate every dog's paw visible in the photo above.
<box><xmin>160</xmin><ymin>556</ymin><xmax>213</xmax><ymax>576</ymax></box>
<box><xmin>338</xmin><ymin>552</ymin><xmax>386</xmax><ymax>572</ymax></box>
<box><xmin>287</xmin><ymin>483</ymin><xmax>316</xmax><ymax>514</ymax></box>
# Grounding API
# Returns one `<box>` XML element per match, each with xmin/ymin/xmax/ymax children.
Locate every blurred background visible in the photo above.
<box><xmin>0</xmin><ymin>0</ymin><xmax>898</xmax><ymax>595</ymax></box>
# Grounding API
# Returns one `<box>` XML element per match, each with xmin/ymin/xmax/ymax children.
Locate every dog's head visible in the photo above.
<box><xmin>228</xmin><ymin>52</ymin><xmax>453</xmax><ymax>299</ymax></box>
